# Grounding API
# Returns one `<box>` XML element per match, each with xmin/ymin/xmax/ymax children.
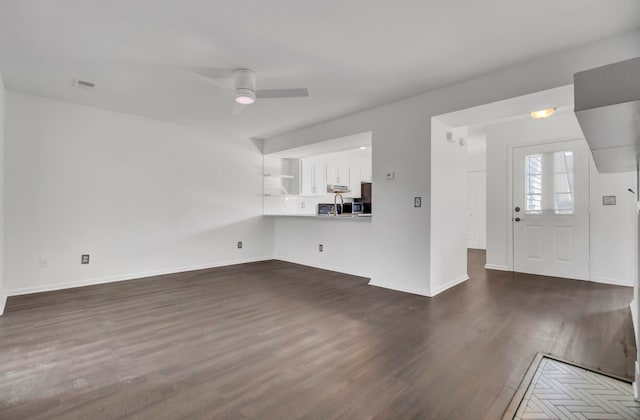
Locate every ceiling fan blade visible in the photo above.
<box><xmin>189</xmin><ymin>67</ymin><xmax>234</xmax><ymax>88</ymax></box>
<box><xmin>256</xmin><ymin>88</ymin><xmax>309</xmax><ymax>99</ymax></box>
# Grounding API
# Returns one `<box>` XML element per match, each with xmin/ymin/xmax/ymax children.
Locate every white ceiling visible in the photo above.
<box><xmin>1</xmin><ymin>1</ymin><xmax>639</xmax><ymax>139</ymax></box>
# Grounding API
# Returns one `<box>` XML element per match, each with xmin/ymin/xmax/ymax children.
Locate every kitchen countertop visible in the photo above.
<box><xmin>318</xmin><ymin>213</ymin><xmax>371</xmax><ymax>218</ymax></box>
<box><xmin>265</xmin><ymin>213</ymin><xmax>372</xmax><ymax>219</ymax></box>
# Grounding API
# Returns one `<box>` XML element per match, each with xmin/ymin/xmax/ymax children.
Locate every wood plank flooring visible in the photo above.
<box><xmin>0</xmin><ymin>250</ymin><xmax>635</xmax><ymax>419</ymax></box>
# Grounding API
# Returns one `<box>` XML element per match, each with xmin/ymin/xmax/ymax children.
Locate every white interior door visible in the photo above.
<box><xmin>512</xmin><ymin>140</ymin><xmax>590</xmax><ymax>280</ymax></box>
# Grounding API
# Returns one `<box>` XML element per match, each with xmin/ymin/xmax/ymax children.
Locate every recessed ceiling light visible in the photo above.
<box><xmin>359</xmin><ymin>146</ymin><xmax>367</xmax><ymax>150</ymax></box>
<box><xmin>530</xmin><ymin>108</ymin><xmax>556</xmax><ymax>119</ymax></box>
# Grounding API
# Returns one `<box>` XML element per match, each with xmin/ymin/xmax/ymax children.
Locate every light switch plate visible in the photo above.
<box><xmin>414</xmin><ymin>197</ymin><xmax>422</xmax><ymax>208</ymax></box>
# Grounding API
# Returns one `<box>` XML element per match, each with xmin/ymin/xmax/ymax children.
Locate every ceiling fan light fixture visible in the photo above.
<box><xmin>234</xmin><ymin>88</ymin><xmax>256</xmax><ymax>105</ymax></box>
<box><xmin>530</xmin><ymin>107</ymin><xmax>556</xmax><ymax>119</ymax></box>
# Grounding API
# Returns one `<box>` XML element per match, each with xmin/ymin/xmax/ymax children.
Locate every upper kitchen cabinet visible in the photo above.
<box><xmin>360</xmin><ymin>165</ymin><xmax>372</xmax><ymax>183</ymax></box>
<box><xmin>348</xmin><ymin>168</ymin><xmax>362</xmax><ymax>199</ymax></box>
<box><xmin>326</xmin><ymin>164</ymin><xmax>349</xmax><ymax>186</ymax></box>
<box><xmin>300</xmin><ymin>159</ymin><xmax>326</xmax><ymax>196</ymax></box>
<box><xmin>326</xmin><ymin>164</ymin><xmax>362</xmax><ymax>198</ymax></box>
<box><xmin>303</xmin><ymin>159</ymin><xmax>367</xmax><ymax>198</ymax></box>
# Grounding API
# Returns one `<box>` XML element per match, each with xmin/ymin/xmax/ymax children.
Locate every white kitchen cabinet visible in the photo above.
<box><xmin>348</xmin><ymin>168</ymin><xmax>362</xmax><ymax>198</ymax></box>
<box><xmin>360</xmin><ymin>165</ymin><xmax>372</xmax><ymax>183</ymax></box>
<box><xmin>300</xmin><ymin>160</ymin><xmax>326</xmax><ymax>196</ymax></box>
<box><xmin>300</xmin><ymin>160</ymin><xmax>314</xmax><ymax>195</ymax></box>
<box><xmin>326</xmin><ymin>163</ymin><xmax>349</xmax><ymax>186</ymax></box>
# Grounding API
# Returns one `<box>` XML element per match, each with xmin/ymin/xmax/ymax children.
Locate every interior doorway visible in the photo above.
<box><xmin>466</xmin><ymin>132</ymin><xmax>487</xmax><ymax>250</ymax></box>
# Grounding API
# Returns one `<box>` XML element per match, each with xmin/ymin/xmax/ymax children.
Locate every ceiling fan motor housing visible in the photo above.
<box><xmin>233</xmin><ymin>69</ymin><xmax>257</xmax><ymax>104</ymax></box>
<box><xmin>233</xmin><ymin>68</ymin><xmax>256</xmax><ymax>92</ymax></box>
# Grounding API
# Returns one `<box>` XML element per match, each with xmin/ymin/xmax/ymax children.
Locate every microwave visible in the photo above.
<box><xmin>318</xmin><ymin>203</ymin><xmax>342</xmax><ymax>215</ymax></box>
<box><xmin>342</xmin><ymin>202</ymin><xmax>364</xmax><ymax>214</ymax></box>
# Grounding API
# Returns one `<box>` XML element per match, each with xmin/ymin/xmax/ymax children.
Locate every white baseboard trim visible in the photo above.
<box><xmin>0</xmin><ymin>292</ymin><xmax>6</xmax><ymax>316</ymax></box>
<box><xmin>273</xmin><ymin>256</ymin><xmax>370</xmax><ymax>278</ymax></box>
<box><xmin>6</xmin><ymin>256</ymin><xmax>274</xmax><ymax>297</ymax></box>
<box><xmin>429</xmin><ymin>274</ymin><xmax>470</xmax><ymax>297</ymax></box>
<box><xmin>590</xmin><ymin>276</ymin><xmax>633</xmax><ymax>287</ymax></box>
<box><xmin>367</xmin><ymin>280</ymin><xmax>429</xmax><ymax>297</ymax></box>
<box><xmin>484</xmin><ymin>264</ymin><xmax>511</xmax><ymax>271</ymax></box>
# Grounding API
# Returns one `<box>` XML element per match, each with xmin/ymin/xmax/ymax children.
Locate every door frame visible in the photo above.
<box><xmin>507</xmin><ymin>136</ymin><xmax>591</xmax><ymax>278</ymax></box>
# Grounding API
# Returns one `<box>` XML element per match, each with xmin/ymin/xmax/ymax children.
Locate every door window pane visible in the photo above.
<box><xmin>553</xmin><ymin>151</ymin><xmax>574</xmax><ymax>215</ymax></box>
<box><xmin>524</xmin><ymin>154</ymin><xmax>542</xmax><ymax>214</ymax></box>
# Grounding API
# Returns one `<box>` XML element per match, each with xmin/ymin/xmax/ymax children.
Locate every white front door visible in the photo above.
<box><xmin>512</xmin><ymin>140</ymin><xmax>590</xmax><ymax>280</ymax></box>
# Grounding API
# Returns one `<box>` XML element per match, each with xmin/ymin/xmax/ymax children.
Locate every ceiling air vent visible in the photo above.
<box><xmin>74</xmin><ymin>79</ymin><xmax>96</xmax><ymax>89</ymax></box>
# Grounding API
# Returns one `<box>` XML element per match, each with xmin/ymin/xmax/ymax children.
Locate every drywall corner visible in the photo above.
<box><xmin>428</xmin><ymin>274</ymin><xmax>470</xmax><ymax>297</ymax></box>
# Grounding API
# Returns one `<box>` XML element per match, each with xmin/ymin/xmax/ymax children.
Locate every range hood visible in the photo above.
<box><xmin>574</xmin><ymin>57</ymin><xmax>640</xmax><ymax>173</ymax></box>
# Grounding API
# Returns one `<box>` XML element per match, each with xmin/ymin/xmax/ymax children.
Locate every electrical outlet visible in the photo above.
<box><xmin>385</xmin><ymin>171</ymin><xmax>395</xmax><ymax>180</ymax></box>
<box><xmin>319</xmin><ymin>244</ymin><xmax>323</xmax><ymax>252</ymax></box>
<box><xmin>39</xmin><ymin>258</ymin><xmax>48</xmax><ymax>268</ymax></box>
<box><xmin>81</xmin><ymin>254</ymin><xmax>90</xmax><ymax>264</ymax></box>
<box><xmin>237</xmin><ymin>241</ymin><xmax>243</xmax><ymax>249</ymax></box>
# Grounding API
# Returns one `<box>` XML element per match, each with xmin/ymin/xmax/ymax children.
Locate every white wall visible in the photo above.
<box><xmin>264</xmin><ymin>30</ymin><xmax>640</xmax><ymax>297</ymax></box>
<box><xmin>466</xmin><ymin>133</ymin><xmax>487</xmax><ymax>172</ymax></box>
<box><xmin>589</xmin><ymin>170</ymin><xmax>636</xmax><ymax>286</ymax></box>
<box><xmin>430</xmin><ymin>120</ymin><xmax>469</xmax><ymax>294</ymax></box>
<box><xmin>484</xmin><ymin>111</ymin><xmax>636</xmax><ymax>286</ymax></box>
<box><xmin>466</xmin><ymin>172</ymin><xmax>487</xmax><ymax>250</ymax></box>
<box><xmin>0</xmin><ymin>74</ymin><xmax>5</xmax><ymax>314</ymax></box>
<box><xmin>4</xmin><ymin>92</ymin><xmax>274</xmax><ymax>295</ymax></box>
<box><xmin>274</xmin><ymin>217</ymin><xmax>372</xmax><ymax>277</ymax></box>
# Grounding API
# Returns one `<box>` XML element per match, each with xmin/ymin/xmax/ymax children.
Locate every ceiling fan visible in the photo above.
<box><xmin>192</xmin><ymin>67</ymin><xmax>309</xmax><ymax>107</ymax></box>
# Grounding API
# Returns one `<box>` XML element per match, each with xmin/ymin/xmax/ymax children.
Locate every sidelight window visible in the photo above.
<box><xmin>524</xmin><ymin>154</ymin><xmax>543</xmax><ymax>214</ymax></box>
<box><xmin>553</xmin><ymin>151</ymin><xmax>574</xmax><ymax>215</ymax></box>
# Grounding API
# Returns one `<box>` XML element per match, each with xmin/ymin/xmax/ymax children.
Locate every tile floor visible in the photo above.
<box><xmin>514</xmin><ymin>357</ymin><xmax>640</xmax><ymax>419</ymax></box>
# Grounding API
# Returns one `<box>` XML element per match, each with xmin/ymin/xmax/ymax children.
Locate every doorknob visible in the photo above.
<box><xmin>515</xmin><ymin>206</ymin><xmax>521</xmax><ymax>212</ymax></box>
<box><xmin>514</xmin><ymin>217</ymin><xmax>521</xmax><ymax>222</ymax></box>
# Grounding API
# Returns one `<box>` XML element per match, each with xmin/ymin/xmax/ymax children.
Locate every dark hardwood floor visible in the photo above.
<box><xmin>0</xmin><ymin>250</ymin><xmax>635</xmax><ymax>419</ymax></box>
